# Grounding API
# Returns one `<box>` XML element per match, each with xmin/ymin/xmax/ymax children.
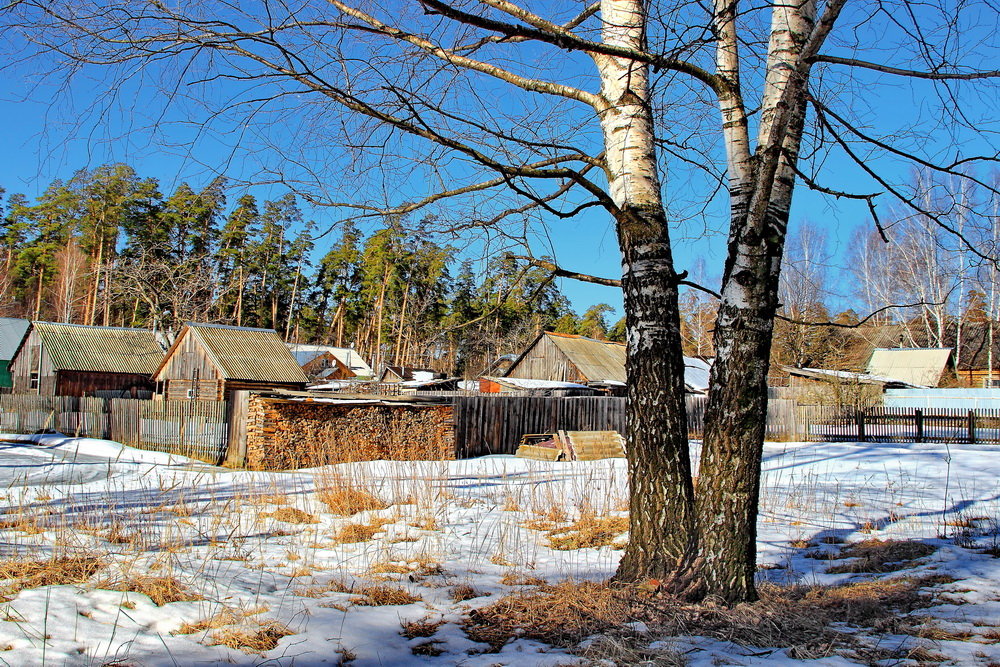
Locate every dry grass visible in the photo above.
<box><xmin>265</xmin><ymin>507</ymin><xmax>318</xmax><ymax>524</ymax></box>
<box><xmin>210</xmin><ymin>621</ymin><xmax>293</xmax><ymax>654</ymax></box>
<box><xmin>350</xmin><ymin>584</ymin><xmax>422</xmax><ymax>606</ymax></box>
<box><xmin>546</xmin><ymin>513</ymin><xmax>629</xmax><ymax>551</ymax></box>
<box><xmin>500</xmin><ymin>573</ymin><xmax>546</xmax><ymax>587</ymax></box>
<box><xmin>316</xmin><ymin>473</ymin><xmax>390</xmax><ymax>516</ymax></box>
<box><xmin>450</xmin><ymin>583</ymin><xmax>486</xmax><ymax>601</ymax></box>
<box><xmin>0</xmin><ymin>555</ymin><xmax>103</xmax><ymax>599</ymax></box>
<box><xmin>464</xmin><ymin>575</ymin><xmax>952</xmax><ymax>657</ymax></box>
<box><xmin>295</xmin><ymin>578</ymin><xmax>350</xmax><ymax>598</ymax></box>
<box><xmin>824</xmin><ymin>539</ymin><xmax>937</xmax><ymax>574</ymax></box>
<box><xmin>174</xmin><ymin>610</ymin><xmax>242</xmax><ymax>634</ymax></box>
<box><xmin>100</xmin><ymin>574</ymin><xmax>204</xmax><ymax>606</ymax></box>
<box><xmin>332</xmin><ymin>517</ymin><xmax>393</xmax><ymax>544</ymax></box>
<box><xmin>401</xmin><ymin>617</ymin><xmax>444</xmax><ymax>639</ymax></box>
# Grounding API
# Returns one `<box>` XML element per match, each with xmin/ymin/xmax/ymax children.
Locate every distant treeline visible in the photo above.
<box><xmin>0</xmin><ymin>164</ymin><xmax>622</xmax><ymax>375</ymax></box>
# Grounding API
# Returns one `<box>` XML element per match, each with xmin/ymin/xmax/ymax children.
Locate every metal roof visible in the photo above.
<box><xmin>866</xmin><ymin>347</ymin><xmax>952</xmax><ymax>387</ymax></box>
<box><xmin>185</xmin><ymin>324</ymin><xmax>309</xmax><ymax>384</ymax></box>
<box><xmin>511</xmin><ymin>332</ymin><xmax>712</xmax><ymax>391</ymax></box>
<box><xmin>287</xmin><ymin>343</ymin><xmax>374</xmax><ymax>377</ymax></box>
<box><xmin>0</xmin><ymin>318</ymin><xmax>30</xmax><ymax>360</ymax></box>
<box><xmin>31</xmin><ymin>322</ymin><xmax>164</xmax><ymax>374</ymax></box>
<box><xmin>545</xmin><ymin>333</ymin><xmax>628</xmax><ymax>383</ymax></box>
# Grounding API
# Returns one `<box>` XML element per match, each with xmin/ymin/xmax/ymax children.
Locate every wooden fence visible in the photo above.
<box><xmin>811</xmin><ymin>406</ymin><xmax>1000</xmax><ymax>444</ymax></box>
<box><xmin>0</xmin><ymin>394</ymin><xmax>106</xmax><ymax>437</ymax></box>
<box><xmin>0</xmin><ymin>394</ymin><xmax>228</xmax><ymax>463</ymax></box>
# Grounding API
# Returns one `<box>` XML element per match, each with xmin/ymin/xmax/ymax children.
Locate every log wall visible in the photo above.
<box><xmin>243</xmin><ymin>396</ymin><xmax>455</xmax><ymax>470</ymax></box>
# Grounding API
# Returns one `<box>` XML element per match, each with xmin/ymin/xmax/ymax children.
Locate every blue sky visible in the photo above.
<box><xmin>1</xmin><ymin>1</ymin><xmax>996</xmax><ymax>321</ymax></box>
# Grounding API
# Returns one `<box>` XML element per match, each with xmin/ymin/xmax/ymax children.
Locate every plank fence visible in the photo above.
<box><xmin>0</xmin><ymin>394</ymin><xmax>228</xmax><ymax>463</ymax></box>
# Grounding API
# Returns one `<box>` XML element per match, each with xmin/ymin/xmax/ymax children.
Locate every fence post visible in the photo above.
<box><xmin>224</xmin><ymin>391</ymin><xmax>250</xmax><ymax>467</ymax></box>
<box><xmin>968</xmin><ymin>410</ymin><xmax>976</xmax><ymax>444</ymax></box>
<box><xmin>856</xmin><ymin>410</ymin><xmax>866</xmax><ymax>441</ymax></box>
<box><xmin>915</xmin><ymin>408</ymin><xmax>923</xmax><ymax>443</ymax></box>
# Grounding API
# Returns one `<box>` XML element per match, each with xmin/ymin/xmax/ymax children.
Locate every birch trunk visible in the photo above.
<box><xmin>696</xmin><ymin>0</ymin><xmax>816</xmax><ymax>602</ymax></box>
<box><xmin>598</xmin><ymin>0</ymin><xmax>695</xmax><ymax>581</ymax></box>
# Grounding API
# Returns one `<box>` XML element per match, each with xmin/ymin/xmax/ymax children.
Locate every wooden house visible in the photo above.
<box><xmin>0</xmin><ymin>318</ymin><xmax>30</xmax><ymax>390</ymax></box>
<box><xmin>503</xmin><ymin>331</ymin><xmax>712</xmax><ymax>396</ymax></box>
<box><xmin>504</xmin><ymin>332</ymin><xmax>627</xmax><ymax>387</ymax></box>
<box><xmin>8</xmin><ymin>322</ymin><xmax>162</xmax><ymax>397</ymax></box>
<box><xmin>154</xmin><ymin>323</ymin><xmax>308</xmax><ymax>401</ymax></box>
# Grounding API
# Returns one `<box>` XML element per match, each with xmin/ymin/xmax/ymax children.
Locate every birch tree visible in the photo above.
<box><xmin>6</xmin><ymin>0</ymin><xmax>999</xmax><ymax>603</ymax></box>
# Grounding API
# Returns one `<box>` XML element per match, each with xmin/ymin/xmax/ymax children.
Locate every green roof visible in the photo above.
<box><xmin>183</xmin><ymin>324</ymin><xmax>309</xmax><ymax>384</ymax></box>
<box><xmin>32</xmin><ymin>322</ymin><xmax>164</xmax><ymax>375</ymax></box>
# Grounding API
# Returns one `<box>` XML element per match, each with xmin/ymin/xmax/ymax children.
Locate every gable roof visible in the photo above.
<box><xmin>162</xmin><ymin>323</ymin><xmax>308</xmax><ymax>384</ymax></box>
<box><xmin>539</xmin><ymin>332</ymin><xmax>628</xmax><ymax>383</ymax></box>
<box><xmin>866</xmin><ymin>347</ymin><xmax>953</xmax><ymax>387</ymax></box>
<box><xmin>506</xmin><ymin>331</ymin><xmax>712</xmax><ymax>391</ymax></box>
<box><xmin>0</xmin><ymin>318</ymin><xmax>30</xmax><ymax>361</ymax></box>
<box><xmin>287</xmin><ymin>343</ymin><xmax>374</xmax><ymax>377</ymax></box>
<box><xmin>30</xmin><ymin>322</ymin><xmax>164</xmax><ymax>375</ymax></box>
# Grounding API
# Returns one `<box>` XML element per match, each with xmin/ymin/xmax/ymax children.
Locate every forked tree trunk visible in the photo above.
<box><xmin>599</xmin><ymin>0</ymin><xmax>695</xmax><ymax>581</ymax></box>
<box><xmin>696</xmin><ymin>0</ymin><xmax>816</xmax><ymax>603</ymax></box>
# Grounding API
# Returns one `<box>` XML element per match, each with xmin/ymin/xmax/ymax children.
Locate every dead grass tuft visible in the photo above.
<box><xmin>450</xmin><ymin>583</ymin><xmax>486</xmax><ymax>601</ymax></box>
<box><xmin>316</xmin><ymin>473</ymin><xmax>390</xmax><ymax>516</ymax></box>
<box><xmin>464</xmin><ymin>575</ymin><xmax>951</xmax><ymax>656</ymax></box>
<box><xmin>332</xmin><ymin>517</ymin><xmax>392</xmax><ymax>544</ymax></box>
<box><xmin>545</xmin><ymin>513</ymin><xmax>628</xmax><ymax>550</ymax></box>
<box><xmin>350</xmin><ymin>584</ymin><xmax>422</xmax><ymax>606</ymax></box>
<box><xmin>294</xmin><ymin>578</ymin><xmax>350</xmax><ymax>598</ymax></box>
<box><xmin>265</xmin><ymin>507</ymin><xmax>318</xmax><ymax>524</ymax></box>
<box><xmin>210</xmin><ymin>621</ymin><xmax>292</xmax><ymax>654</ymax></box>
<box><xmin>500</xmin><ymin>573</ymin><xmax>546</xmax><ymax>587</ymax></box>
<box><xmin>174</xmin><ymin>610</ymin><xmax>241</xmax><ymax>635</ymax></box>
<box><xmin>825</xmin><ymin>539</ymin><xmax>937</xmax><ymax>574</ymax></box>
<box><xmin>101</xmin><ymin>574</ymin><xmax>204</xmax><ymax>606</ymax></box>
<box><xmin>401</xmin><ymin>617</ymin><xmax>444</xmax><ymax>639</ymax></box>
<box><xmin>0</xmin><ymin>555</ymin><xmax>103</xmax><ymax>599</ymax></box>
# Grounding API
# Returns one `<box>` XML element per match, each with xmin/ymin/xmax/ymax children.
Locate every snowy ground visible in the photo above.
<box><xmin>0</xmin><ymin>433</ymin><xmax>998</xmax><ymax>666</ymax></box>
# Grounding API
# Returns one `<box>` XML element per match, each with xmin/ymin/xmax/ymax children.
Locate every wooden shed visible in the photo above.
<box><xmin>288</xmin><ymin>344</ymin><xmax>374</xmax><ymax>381</ymax></box>
<box><xmin>8</xmin><ymin>322</ymin><xmax>162</xmax><ymax>397</ymax></box>
<box><xmin>154</xmin><ymin>323</ymin><xmax>309</xmax><ymax>401</ymax></box>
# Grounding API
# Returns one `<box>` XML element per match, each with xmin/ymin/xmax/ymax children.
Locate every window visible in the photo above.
<box><xmin>985</xmin><ymin>377</ymin><xmax>1000</xmax><ymax>388</ymax></box>
<box><xmin>29</xmin><ymin>372</ymin><xmax>39</xmax><ymax>391</ymax></box>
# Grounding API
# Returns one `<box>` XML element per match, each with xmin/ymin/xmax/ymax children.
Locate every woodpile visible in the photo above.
<box><xmin>514</xmin><ymin>430</ymin><xmax>624</xmax><ymax>461</ymax></box>
<box><xmin>245</xmin><ymin>397</ymin><xmax>455</xmax><ymax>470</ymax></box>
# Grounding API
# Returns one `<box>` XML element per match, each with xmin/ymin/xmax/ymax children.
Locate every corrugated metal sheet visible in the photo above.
<box><xmin>884</xmin><ymin>388</ymin><xmax>1000</xmax><ymax>410</ymax></box>
<box><xmin>866</xmin><ymin>348</ymin><xmax>953</xmax><ymax>387</ymax></box>
<box><xmin>190</xmin><ymin>324</ymin><xmax>309</xmax><ymax>384</ymax></box>
<box><xmin>546</xmin><ymin>333</ymin><xmax>627</xmax><ymax>383</ymax></box>
<box><xmin>33</xmin><ymin>322</ymin><xmax>164</xmax><ymax>375</ymax></box>
<box><xmin>0</xmin><ymin>318</ymin><xmax>30</xmax><ymax>360</ymax></box>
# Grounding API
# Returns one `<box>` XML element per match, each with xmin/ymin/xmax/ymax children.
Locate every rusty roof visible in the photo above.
<box><xmin>164</xmin><ymin>324</ymin><xmax>308</xmax><ymax>384</ymax></box>
<box><xmin>31</xmin><ymin>322</ymin><xmax>164</xmax><ymax>375</ymax></box>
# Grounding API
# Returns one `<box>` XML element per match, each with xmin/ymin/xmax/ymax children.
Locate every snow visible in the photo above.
<box><xmin>491</xmin><ymin>377</ymin><xmax>591</xmax><ymax>390</ymax></box>
<box><xmin>0</xmin><ymin>435</ymin><xmax>997</xmax><ymax>665</ymax></box>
